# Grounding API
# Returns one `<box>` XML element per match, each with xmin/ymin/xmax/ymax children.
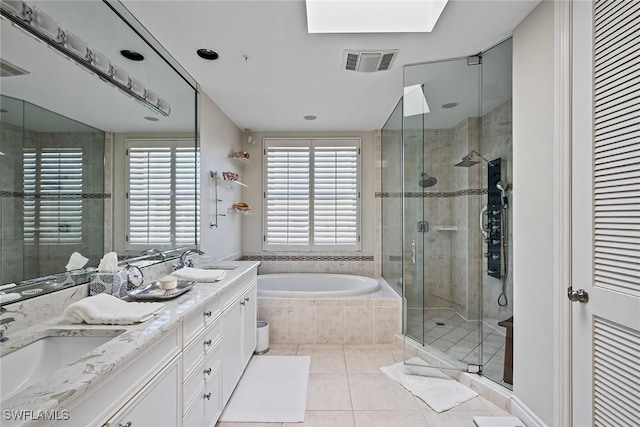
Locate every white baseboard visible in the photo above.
<box><xmin>510</xmin><ymin>396</ymin><xmax>548</xmax><ymax>427</ymax></box>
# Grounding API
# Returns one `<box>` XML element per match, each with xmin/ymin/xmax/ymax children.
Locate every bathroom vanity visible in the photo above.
<box><xmin>0</xmin><ymin>262</ymin><xmax>259</xmax><ymax>427</ymax></box>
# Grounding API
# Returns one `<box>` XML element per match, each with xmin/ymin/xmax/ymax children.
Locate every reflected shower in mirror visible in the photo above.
<box><xmin>0</xmin><ymin>0</ymin><xmax>199</xmax><ymax>299</ymax></box>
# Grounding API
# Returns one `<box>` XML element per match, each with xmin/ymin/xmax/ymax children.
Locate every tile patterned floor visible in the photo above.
<box><xmin>216</xmin><ymin>344</ymin><xmax>511</xmax><ymax>427</ymax></box>
<box><xmin>406</xmin><ymin>308</ymin><xmax>511</xmax><ymax>389</ymax></box>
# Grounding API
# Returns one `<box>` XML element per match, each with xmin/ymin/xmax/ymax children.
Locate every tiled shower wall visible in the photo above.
<box><xmin>0</xmin><ymin>121</ymin><xmax>105</xmax><ymax>284</ymax></box>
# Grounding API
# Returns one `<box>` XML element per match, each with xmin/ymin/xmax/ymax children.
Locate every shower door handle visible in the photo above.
<box><xmin>411</xmin><ymin>240</ymin><xmax>416</xmax><ymax>264</ymax></box>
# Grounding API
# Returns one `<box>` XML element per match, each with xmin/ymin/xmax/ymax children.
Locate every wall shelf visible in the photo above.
<box><xmin>228</xmin><ymin>208</ymin><xmax>254</xmax><ymax>215</ymax></box>
<box><xmin>228</xmin><ymin>155</ymin><xmax>252</xmax><ymax>167</ymax></box>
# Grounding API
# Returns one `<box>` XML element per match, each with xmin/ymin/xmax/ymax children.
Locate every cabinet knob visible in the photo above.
<box><xmin>117</xmin><ymin>422</ymin><xmax>132</xmax><ymax>427</ymax></box>
<box><xmin>203</xmin><ymin>392</ymin><xmax>212</xmax><ymax>400</ymax></box>
<box><xmin>203</xmin><ymin>339</ymin><xmax>212</xmax><ymax>347</ymax></box>
<box><xmin>203</xmin><ymin>310</ymin><xmax>212</xmax><ymax>318</ymax></box>
<box><xmin>240</xmin><ymin>300</ymin><xmax>246</xmax><ymax>306</ymax></box>
<box><xmin>204</xmin><ymin>368</ymin><xmax>212</xmax><ymax>376</ymax></box>
<box><xmin>244</xmin><ymin>297</ymin><xmax>250</xmax><ymax>302</ymax></box>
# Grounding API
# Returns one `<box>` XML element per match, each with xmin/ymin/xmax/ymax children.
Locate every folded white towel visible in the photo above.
<box><xmin>171</xmin><ymin>267</ymin><xmax>227</xmax><ymax>282</ymax></box>
<box><xmin>63</xmin><ymin>294</ymin><xmax>165</xmax><ymax>325</ymax></box>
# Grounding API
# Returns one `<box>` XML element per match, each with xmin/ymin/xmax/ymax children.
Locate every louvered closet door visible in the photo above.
<box><xmin>572</xmin><ymin>1</ymin><xmax>640</xmax><ymax>426</ymax></box>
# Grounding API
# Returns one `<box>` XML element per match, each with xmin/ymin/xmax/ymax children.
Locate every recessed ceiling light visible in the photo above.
<box><xmin>306</xmin><ymin>0</ymin><xmax>449</xmax><ymax>33</ymax></box>
<box><xmin>304</xmin><ymin>115</ymin><xmax>317</xmax><ymax>121</ymax></box>
<box><xmin>120</xmin><ymin>50</ymin><xmax>145</xmax><ymax>61</ymax></box>
<box><xmin>197</xmin><ymin>49</ymin><xmax>219</xmax><ymax>60</ymax></box>
<box><xmin>441</xmin><ymin>102</ymin><xmax>458</xmax><ymax>109</ymax></box>
<box><xmin>144</xmin><ymin>116</ymin><xmax>159</xmax><ymax>122</ymax></box>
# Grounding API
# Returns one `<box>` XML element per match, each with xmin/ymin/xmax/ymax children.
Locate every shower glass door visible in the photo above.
<box><xmin>403</xmin><ymin>57</ymin><xmax>483</xmax><ymax>372</ymax></box>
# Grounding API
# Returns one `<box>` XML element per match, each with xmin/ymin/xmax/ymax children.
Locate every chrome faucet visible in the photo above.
<box><xmin>175</xmin><ymin>249</ymin><xmax>204</xmax><ymax>270</ymax></box>
<box><xmin>0</xmin><ymin>316</ymin><xmax>16</xmax><ymax>343</ymax></box>
<box><xmin>140</xmin><ymin>248</ymin><xmax>166</xmax><ymax>260</ymax></box>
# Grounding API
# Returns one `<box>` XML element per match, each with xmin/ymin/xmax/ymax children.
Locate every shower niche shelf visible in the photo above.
<box><xmin>434</xmin><ymin>225</ymin><xmax>458</xmax><ymax>232</ymax></box>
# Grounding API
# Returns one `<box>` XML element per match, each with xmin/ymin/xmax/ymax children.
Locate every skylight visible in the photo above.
<box><xmin>306</xmin><ymin>0</ymin><xmax>449</xmax><ymax>33</ymax></box>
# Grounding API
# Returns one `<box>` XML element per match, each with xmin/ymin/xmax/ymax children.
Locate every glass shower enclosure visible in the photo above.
<box><xmin>381</xmin><ymin>39</ymin><xmax>513</xmax><ymax>388</ymax></box>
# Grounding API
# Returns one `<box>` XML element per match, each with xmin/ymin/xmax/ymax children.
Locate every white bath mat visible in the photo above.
<box><xmin>219</xmin><ymin>355</ymin><xmax>310</xmax><ymax>423</ymax></box>
<box><xmin>473</xmin><ymin>416</ymin><xmax>525</xmax><ymax>427</ymax></box>
<box><xmin>380</xmin><ymin>357</ymin><xmax>478</xmax><ymax>413</ymax></box>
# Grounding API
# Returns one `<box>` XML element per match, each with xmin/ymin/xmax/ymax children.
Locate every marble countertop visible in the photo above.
<box><xmin>0</xmin><ymin>261</ymin><xmax>259</xmax><ymax>426</ymax></box>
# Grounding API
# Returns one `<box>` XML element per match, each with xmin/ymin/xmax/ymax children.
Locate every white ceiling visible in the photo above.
<box><xmin>121</xmin><ymin>0</ymin><xmax>539</xmax><ymax>132</ymax></box>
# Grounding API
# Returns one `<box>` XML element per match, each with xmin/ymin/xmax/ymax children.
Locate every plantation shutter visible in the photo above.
<box><xmin>175</xmin><ymin>146</ymin><xmax>199</xmax><ymax>246</ymax></box>
<box><xmin>264</xmin><ymin>138</ymin><xmax>360</xmax><ymax>251</ymax></box>
<box><xmin>126</xmin><ymin>139</ymin><xmax>198</xmax><ymax>249</ymax></box>
<box><xmin>128</xmin><ymin>145</ymin><xmax>172</xmax><ymax>246</ymax></box>
<box><xmin>264</xmin><ymin>141</ymin><xmax>311</xmax><ymax>250</ymax></box>
<box><xmin>23</xmin><ymin>149</ymin><xmax>36</xmax><ymax>243</ymax></box>
<box><xmin>313</xmin><ymin>141</ymin><xmax>359</xmax><ymax>249</ymax></box>
<box><xmin>23</xmin><ymin>148</ymin><xmax>84</xmax><ymax>244</ymax></box>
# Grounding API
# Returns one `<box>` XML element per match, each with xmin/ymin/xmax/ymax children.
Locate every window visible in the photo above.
<box><xmin>23</xmin><ymin>148</ymin><xmax>84</xmax><ymax>244</ymax></box>
<box><xmin>264</xmin><ymin>138</ymin><xmax>360</xmax><ymax>251</ymax></box>
<box><xmin>126</xmin><ymin>139</ymin><xmax>198</xmax><ymax>250</ymax></box>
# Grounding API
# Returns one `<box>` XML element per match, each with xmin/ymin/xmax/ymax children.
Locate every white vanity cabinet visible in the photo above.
<box><xmin>221</xmin><ymin>280</ymin><xmax>257</xmax><ymax>405</ymax></box>
<box><xmin>104</xmin><ymin>358</ymin><xmax>181</xmax><ymax>427</ymax></box>
<box><xmin>182</xmin><ymin>294</ymin><xmax>223</xmax><ymax>427</ymax></box>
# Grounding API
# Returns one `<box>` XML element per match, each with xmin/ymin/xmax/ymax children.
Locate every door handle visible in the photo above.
<box><xmin>411</xmin><ymin>240</ymin><xmax>416</xmax><ymax>264</ymax></box>
<box><xmin>567</xmin><ymin>286</ymin><xmax>589</xmax><ymax>303</ymax></box>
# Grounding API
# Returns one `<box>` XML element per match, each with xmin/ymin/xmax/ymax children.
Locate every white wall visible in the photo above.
<box><xmin>199</xmin><ymin>92</ymin><xmax>243</xmax><ymax>260</ymax></box>
<box><xmin>512</xmin><ymin>1</ymin><xmax>557</xmax><ymax>424</ymax></box>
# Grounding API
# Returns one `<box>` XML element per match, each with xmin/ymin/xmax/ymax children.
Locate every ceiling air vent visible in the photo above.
<box><xmin>343</xmin><ymin>50</ymin><xmax>398</xmax><ymax>72</ymax></box>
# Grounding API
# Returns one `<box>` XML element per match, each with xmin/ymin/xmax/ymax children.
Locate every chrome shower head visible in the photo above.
<box><xmin>454</xmin><ymin>150</ymin><xmax>495</xmax><ymax>167</ymax></box>
<box><xmin>454</xmin><ymin>159</ymin><xmax>480</xmax><ymax>167</ymax></box>
<box><xmin>419</xmin><ymin>172</ymin><xmax>438</xmax><ymax>187</ymax></box>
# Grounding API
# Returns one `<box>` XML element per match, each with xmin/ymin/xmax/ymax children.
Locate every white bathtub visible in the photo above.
<box><xmin>257</xmin><ymin>273</ymin><xmax>380</xmax><ymax>298</ymax></box>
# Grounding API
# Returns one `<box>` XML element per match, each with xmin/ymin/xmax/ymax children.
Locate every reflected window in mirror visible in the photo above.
<box><xmin>125</xmin><ymin>139</ymin><xmax>199</xmax><ymax>251</ymax></box>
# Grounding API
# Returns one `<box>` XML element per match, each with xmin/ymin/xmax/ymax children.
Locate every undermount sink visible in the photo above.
<box><xmin>1</xmin><ymin>334</ymin><xmax>119</xmax><ymax>400</ymax></box>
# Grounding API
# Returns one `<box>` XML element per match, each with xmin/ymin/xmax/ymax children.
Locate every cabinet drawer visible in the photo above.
<box><xmin>183</xmin><ymin>345</ymin><xmax>221</xmax><ymax>413</ymax></box>
<box><xmin>183</xmin><ymin>320</ymin><xmax>221</xmax><ymax>377</ymax></box>
<box><xmin>183</xmin><ymin>295</ymin><xmax>221</xmax><ymax>344</ymax></box>
<box><xmin>183</xmin><ymin>367</ymin><xmax>222</xmax><ymax>427</ymax></box>
<box><xmin>222</xmin><ymin>270</ymin><xmax>256</xmax><ymax>310</ymax></box>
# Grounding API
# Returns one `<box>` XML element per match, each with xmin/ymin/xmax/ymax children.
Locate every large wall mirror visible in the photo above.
<box><xmin>0</xmin><ymin>0</ymin><xmax>199</xmax><ymax>298</ymax></box>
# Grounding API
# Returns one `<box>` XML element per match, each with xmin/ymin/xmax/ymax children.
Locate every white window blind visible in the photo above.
<box><xmin>265</xmin><ymin>143</ymin><xmax>311</xmax><ymax>249</ymax></box>
<box><xmin>126</xmin><ymin>140</ymin><xmax>198</xmax><ymax>250</ymax></box>
<box><xmin>23</xmin><ymin>148</ymin><xmax>84</xmax><ymax>244</ymax></box>
<box><xmin>314</xmin><ymin>144</ymin><xmax>359</xmax><ymax>246</ymax></box>
<box><xmin>264</xmin><ymin>139</ymin><xmax>360</xmax><ymax>251</ymax></box>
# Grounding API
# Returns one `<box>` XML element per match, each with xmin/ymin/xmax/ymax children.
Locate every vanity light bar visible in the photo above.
<box><xmin>0</xmin><ymin>0</ymin><xmax>171</xmax><ymax>117</ymax></box>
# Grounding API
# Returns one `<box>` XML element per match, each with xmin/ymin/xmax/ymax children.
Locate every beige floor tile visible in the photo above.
<box><xmin>306</xmin><ymin>374</ymin><xmax>353</xmax><ymax>410</ymax></box>
<box><xmin>344</xmin><ymin>348</ymin><xmax>396</xmax><ymax>373</ymax></box>
<box><xmin>353</xmin><ymin>411</ymin><xmax>427</xmax><ymax>427</ymax></box>
<box><xmin>217</xmin><ymin>423</ymin><xmax>282</xmax><ymax>427</ymax></box>
<box><xmin>297</xmin><ymin>348</ymin><xmax>347</xmax><ymax>374</ymax></box>
<box><xmin>264</xmin><ymin>344</ymin><xmax>299</xmax><ymax>355</ymax></box>
<box><xmin>421</xmin><ymin>411</ymin><xmax>479</xmax><ymax>427</ymax></box>
<box><xmin>348</xmin><ymin>373</ymin><xmax>419</xmax><ymax>411</ymax></box>
<box><xmin>298</xmin><ymin>344</ymin><xmax>345</xmax><ymax>351</ymax></box>
<box><xmin>283</xmin><ymin>411</ymin><xmax>355</xmax><ymax>427</ymax></box>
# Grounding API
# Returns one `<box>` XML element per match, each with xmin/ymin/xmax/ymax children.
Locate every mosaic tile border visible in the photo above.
<box><xmin>0</xmin><ymin>191</ymin><xmax>111</xmax><ymax>199</ymax></box>
<box><xmin>376</xmin><ymin>189</ymin><xmax>487</xmax><ymax>198</ymax></box>
<box><xmin>376</xmin><ymin>184</ymin><xmax>512</xmax><ymax>199</ymax></box>
<box><xmin>240</xmin><ymin>255</ymin><xmax>374</xmax><ymax>262</ymax></box>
